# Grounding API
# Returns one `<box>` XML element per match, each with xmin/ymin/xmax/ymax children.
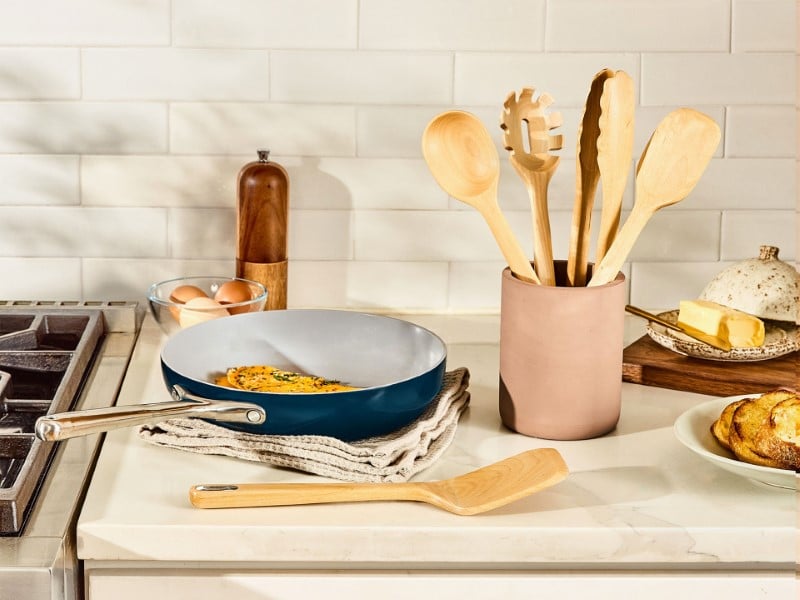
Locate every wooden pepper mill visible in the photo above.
<box><xmin>236</xmin><ymin>149</ymin><xmax>289</xmax><ymax>310</ymax></box>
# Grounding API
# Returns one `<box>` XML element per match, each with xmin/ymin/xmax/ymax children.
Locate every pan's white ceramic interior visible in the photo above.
<box><xmin>161</xmin><ymin>309</ymin><xmax>447</xmax><ymax>390</ymax></box>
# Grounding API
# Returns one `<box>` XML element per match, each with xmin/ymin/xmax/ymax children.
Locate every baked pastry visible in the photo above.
<box><xmin>711</xmin><ymin>389</ymin><xmax>799</xmax><ymax>471</ymax></box>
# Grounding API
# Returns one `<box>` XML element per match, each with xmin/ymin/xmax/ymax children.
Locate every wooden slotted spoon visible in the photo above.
<box><xmin>189</xmin><ymin>448</ymin><xmax>568</xmax><ymax>516</ymax></box>
<box><xmin>594</xmin><ymin>70</ymin><xmax>636</xmax><ymax>265</ymax></box>
<box><xmin>500</xmin><ymin>88</ymin><xmax>563</xmax><ymax>286</ymax></box>
<box><xmin>422</xmin><ymin>110</ymin><xmax>540</xmax><ymax>284</ymax></box>
<box><xmin>566</xmin><ymin>68</ymin><xmax>614</xmax><ymax>287</ymax></box>
<box><xmin>588</xmin><ymin>108</ymin><xmax>721</xmax><ymax>286</ymax></box>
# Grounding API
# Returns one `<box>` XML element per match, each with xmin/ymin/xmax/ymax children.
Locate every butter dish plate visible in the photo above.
<box><xmin>674</xmin><ymin>396</ymin><xmax>796</xmax><ymax>490</ymax></box>
<box><xmin>647</xmin><ymin>310</ymin><xmax>797</xmax><ymax>362</ymax></box>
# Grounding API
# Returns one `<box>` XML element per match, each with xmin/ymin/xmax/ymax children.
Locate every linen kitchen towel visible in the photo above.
<box><xmin>138</xmin><ymin>368</ymin><xmax>470</xmax><ymax>483</ymax></box>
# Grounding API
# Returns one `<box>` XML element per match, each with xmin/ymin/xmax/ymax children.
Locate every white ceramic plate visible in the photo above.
<box><xmin>647</xmin><ymin>310</ymin><xmax>798</xmax><ymax>362</ymax></box>
<box><xmin>673</xmin><ymin>396</ymin><xmax>796</xmax><ymax>490</ymax></box>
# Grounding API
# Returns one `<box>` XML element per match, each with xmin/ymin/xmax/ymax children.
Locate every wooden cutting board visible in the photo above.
<box><xmin>622</xmin><ymin>335</ymin><xmax>797</xmax><ymax>396</ymax></box>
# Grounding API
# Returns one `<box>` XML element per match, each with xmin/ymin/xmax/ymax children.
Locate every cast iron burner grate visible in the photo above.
<box><xmin>0</xmin><ymin>309</ymin><xmax>103</xmax><ymax>534</ymax></box>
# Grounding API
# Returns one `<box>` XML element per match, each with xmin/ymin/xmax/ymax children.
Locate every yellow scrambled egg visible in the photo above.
<box><xmin>214</xmin><ymin>365</ymin><xmax>357</xmax><ymax>393</ymax></box>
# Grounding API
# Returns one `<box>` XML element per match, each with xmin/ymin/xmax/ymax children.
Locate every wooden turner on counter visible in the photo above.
<box><xmin>588</xmin><ymin>108</ymin><xmax>721</xmax><ymax>286</ymax></box>
<box><xmin>501</xmin><ymin>88</ymin><xmax>563</xmax><ymax>286</ymax></box>
<box><xmin>189</xmin><ymin>448</ymin><xmax>568</xmax><ymax>516</ymax></box>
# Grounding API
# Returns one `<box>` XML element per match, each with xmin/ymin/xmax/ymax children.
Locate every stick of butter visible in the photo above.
<box><xmin>677</xmin><ymin>299</ymin><xmax>765</xmax><ymax>348</ymax></box>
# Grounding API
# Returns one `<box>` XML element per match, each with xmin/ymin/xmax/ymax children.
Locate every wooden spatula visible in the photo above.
<box><xmin>189</xmin><ymin>448</ymin><xmax>569</xmax><ymax>516</ymax></box>
<box><xmin>588</xmin><ymin>108</ymin><xmax>721</xmax><ymax>287</ymax></box>
<box><xmin>566</xmin><ymin>68</ymin><xmax>614</xmax><ymax>286</ymax></box>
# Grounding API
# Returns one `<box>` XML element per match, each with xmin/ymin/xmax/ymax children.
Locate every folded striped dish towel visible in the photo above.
<box><xmin>138</xmin><ymin>368</ymin><xmax>470</xmax><ymax>483</ymax></box>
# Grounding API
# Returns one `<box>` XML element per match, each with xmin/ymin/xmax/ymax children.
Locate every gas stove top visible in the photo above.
<box><xmin>0</xmin><ymin>301</ymin><xmax>141</xmax><ymax>599</ymax></box>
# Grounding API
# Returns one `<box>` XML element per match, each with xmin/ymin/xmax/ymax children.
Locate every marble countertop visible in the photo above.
<box><xmin>76</xmin><ymin>313</ymin><xmax>797</xmax><ymax>570</ymax></box>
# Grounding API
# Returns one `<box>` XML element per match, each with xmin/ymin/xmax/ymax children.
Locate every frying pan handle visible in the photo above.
<box><xmin>35</xmin><ymin>385</ymin><xmax>266</xmax><ymax>442</ymax></box>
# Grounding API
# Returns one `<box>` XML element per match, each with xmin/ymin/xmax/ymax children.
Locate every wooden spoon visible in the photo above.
<box><xmin>500</xmin><ymin>88</ymin><xmax>563</xmax><ymax>286</ymax></box>
<box><xmin>566</xmin><ymin>69</ymin><xmax>614</xmax><ymax>287</ymax></box>
<box><xmin>190</xmin><ymin>448</ymin><xmax>568</xmax><ymax>516</ymax></box>
<box><xmin>422</xmin><ymin>111</ymin><xmax>540</xmax><ymax>284</ymax></box>
<box><xmin>588</xmin><ymin>108</ymin><xmax>721</xmax><ymax>287</ymax></box>
<box><xmin>595</xmin><ymin>71</ymin><xmax>636</xmax><ymax>265</ymax></box>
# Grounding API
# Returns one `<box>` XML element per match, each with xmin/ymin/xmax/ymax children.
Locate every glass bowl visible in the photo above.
<box><xmin>147</xmin><ymin>276</ymin><xmax>268</xmax><ymax>336</ymax></box>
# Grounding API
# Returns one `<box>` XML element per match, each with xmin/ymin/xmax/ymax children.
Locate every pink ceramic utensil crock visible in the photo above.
<box><xmin>499</xmin><ymin>260</ymin><xmax>626</xmax><ymax>440</ymax></box>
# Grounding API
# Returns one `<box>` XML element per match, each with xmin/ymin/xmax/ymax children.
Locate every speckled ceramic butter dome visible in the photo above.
<box><xmin>699</xmin><ymin>246</ymin><xmax>799</xmax><ymax>323</ymax></box>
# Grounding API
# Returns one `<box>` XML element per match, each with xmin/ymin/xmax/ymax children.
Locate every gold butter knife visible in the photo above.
<box><xmin>625</xmin><ymin>305</ymin><xmax>732</xmax><ymax>352</ymax></box>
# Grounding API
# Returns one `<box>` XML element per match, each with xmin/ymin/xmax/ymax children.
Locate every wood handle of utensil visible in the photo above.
<box><xmin>588</xmin><ymin>206</ymin><xmax>650</xmax><ymax>287</ymax></box>
<box><xmin>595</xmin><ymin>178</ymin><xmax>624</xmax><ymax>264</ymax></box>
<box><xmin>236</xmin><ymin>259</ymin><xmax>288</xmax><ymax>310</ymax></box>
<box><xmin>566</xmin><ymin>171</ymin><xmax>599</xmax><ymax>287</ymax></box>
<box><xmin>189</xmin><ymin>481</ymin><xmax>428</xmax><ymax>509</ymax></box>
<box><xmin>529</xmin><ymin>173</ymin><xmax>555</xmax><ymax>286</ymax></box>
<box><xmin>479</xmin><ymin>199</ymin><xmax>541</xmax><ymax>285</ymax></box>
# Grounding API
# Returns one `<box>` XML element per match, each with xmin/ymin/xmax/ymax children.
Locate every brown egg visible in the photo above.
<box><xmin>168</xmin><ymin>284</ymin><xmax>209</xmax><ymax>321</ymax></box>
<box><xmin>178</xmin><ymin>297</ymin><xmax>230</xmax><ymax>329</ymax></box>
<box><xmin>214</xmin><ymin>280</ymin><xmax>254</xmax><ymax>315</ymax></box>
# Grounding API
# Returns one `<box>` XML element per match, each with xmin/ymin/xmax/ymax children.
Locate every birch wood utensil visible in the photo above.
<box><xmin>588</xmin><ymin>108</ymin><xmax>721</xmax><ymax>287</ymax></box>
<box><xmin>566</xmin><ymin>69</ymin><xmax>614</xmax><ymax>287</ymax></box>
<box><xmin>189</xmin><ymin>448</ymin><xmax>569</xmax><ymax>516</ymax></box>
<box><xmin>423</xmin><ymin>110</ymin><xmax>540</xmax><ymax>285</ymax></box>
<box><xmin>594</xmin><ymin>71</ymin><xmax>635</xmax><ymax>265</ymax></box>
<box><xmin>500</xmin><ymin>88</ymin><xmax>563</xmax><ymax>286</ymax></box>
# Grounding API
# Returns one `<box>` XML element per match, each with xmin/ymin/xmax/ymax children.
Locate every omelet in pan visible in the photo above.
<box><xmin>214</xmin><ymin>365</ymin><xmax>358</xmax><ymax>393</ymax></box>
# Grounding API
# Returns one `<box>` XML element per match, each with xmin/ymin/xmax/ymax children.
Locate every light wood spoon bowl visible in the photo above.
<box><xmin>422</xmin><ymin>110</ymin><xmax>539</xmax><ymax>284</ymax></box>
<box><xmin>190</xmin><ymin>448</ymin><xmax>568</xmax><ymax>516</ymax></box>
<box><xmin>588</xmin><ymin>108</ymin><xmax>721</xmax><ymax>286</ymax></box>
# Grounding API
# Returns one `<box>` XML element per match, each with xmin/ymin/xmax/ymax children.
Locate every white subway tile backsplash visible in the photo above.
<box><xmin>625</xmin><ymin>210</ymin><xmax>721</xmax><ymax>261</ymax></box>
<box><xmin>82</xmin><ymin>155</ymin><xmax>243</xmax><ymax>207</ymax></box>
<box><xmin>172</xmin><ymin>0</ymin><xmax>357</xmax><ymax>49</ymax></box>
<box><xmin>733</xmin><ymin>0</ymin><xmax>796</xmax><ymax>52</ymax></box>
<box><xmin>726</xmin><ymin>106</ymin><xmax>796</xmax><ymax>157</ymax></box>
<box><xmin>0</xmin><ymin>207</ymin><xmax>167</xmax><ymax>258</ymax></box>
<box><xmin>289</xmin><ymin>158</ymin><xmax>448</xmax><ymax>210</ymax></box>
<box><xmin>0</xmin><ymin>258</ymin><xmax>82</xmax><ymax>300</ymax></box>
<box><xmin>83</xmin><ymin>258</ymin><xmax>235</xmax><ymax>302</ymax></box>
<box><xmin>721</xmin><ymin>210</ymin><xmax>795</xmax><ymax>260</ymax></box>
<box><xmin>0</xmin><ymin>49</ymin><xmax>79</xmax><ymax>100</ymax></box>
<box><xmin>547</xmin><ymin>0</ymin><xmax>730</xmax><ymax>52</ymax></box>
<box><xmin>345</xmin><ymin>261</ymin><xmax>449</xmax><ymax>309</ymax></box>
<box><xmin>683</xmin><ymin>159</ymin><xmax>795</xmax><ymax>210</ymax></box>
<box><xmin>641</xmin><ymin>54</ymin><xmax>795</xmax><ymax>105</ymax></box>
<box><xmin>357</xmin><ymin>106</ymin><xmax>452</xmax><ymax>158</ymax></box>
<box><xmin>271</xmin><ymin>51</ymin><xmax>452</xmax><ymax>105</ymax></box>
<box><xmin>0</xmin><ymin>0</ymin><xmax>169</xmax><ymax>45</ymax></box>
<box><xmin>289</xmin><ymin>210</ymin><xmax>353</xmax><ymax>260</ymax></box>
<box><xmin>288</xmin><ymin>260</ymin><xmax>448</xmax><ymax>309</ymax></box>
<box><xmin>0</xmin><ymin>1</ymin><xmax>791</xmax><ymax>311</ymax></box>
<box><xmin>0</xmin><ymin>103</ymin><xmax>167</xmax><ymax>154</ymax></box>
<box><xmin>354</xmin><ymin>210</ymin><xmax>515</xmax><ymax>262</ymax></box>
<box><xmin>630</xmin><ymin>262</ymin><xmax>733</xmax><ymax>309</ymax></box>
<box><xmin>83</xmin><ymin>49</ymin><xmax>269</xmax><ymax>101</ymax></box>
<box><xmin>169</xmin><ymin>208</ymin><xmax>235</xmax><ymax>259</ymax></box>
<box><xmin>0</xmin><ymin>155</ymin><xmax>79</xmax><ymax>205</ymax></box>
<box><xmin>359</xmin><ymin>0</ymin><xmax>545</xmax><ymax>51</ymax></box>
<box><xmin>455</xmin><ymin>54</ymin><xmax>640</xmax><ymax>107</ymax></box>
<box><xmin>170</xmin><ymin>103</ymin><xmax>356</xmax><ymax>156</ymax></box>
<box><xmin>448</xmin><ymin>262</ymin><xmax>505</xmax><ymax>310</ymax></box>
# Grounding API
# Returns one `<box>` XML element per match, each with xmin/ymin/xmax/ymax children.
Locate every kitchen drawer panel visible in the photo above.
<box><xmin>85</xmin><ymin>569</ymin><xmax>795</xmax><ymax>600</ymax></box>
